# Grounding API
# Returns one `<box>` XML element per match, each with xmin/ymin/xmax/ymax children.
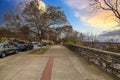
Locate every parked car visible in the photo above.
<box><xmin>41</xmin><ymin>42</ymin><xmax>48</xmax><ymax>46</ymax></box>
<box><xmin>25</xmin><ymin>42</ymin><xmax>33</xmax><ymax>50</ymax></box>
<box><xmin>13</xmin><ymin>40</ymin><xmax>33</xmax><ymax>51</ymax></box>
<box><xmin>32</xmin><ymin>41</ymin><xmax>42</xmax><ymax>47</ymax></box>
<box><xmin>13</xmin><ymin>41</ymin><xmax>27</xmax><ymax>51</ymax></box>
<box><xmin>0</xmin><ymin>43</ymin><xmax>18</xmax><ymax>58</ymax></box>
<box><xmin>32</xmin><ymin>41</ymin><xmax>48</xmax><ymax>47</ymax></box>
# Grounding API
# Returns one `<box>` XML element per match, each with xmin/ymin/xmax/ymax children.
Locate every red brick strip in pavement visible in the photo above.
<box><xmin>40</xmin><ymin>57</ymin><xmax>54</xmax><ymax>80</ymax></box>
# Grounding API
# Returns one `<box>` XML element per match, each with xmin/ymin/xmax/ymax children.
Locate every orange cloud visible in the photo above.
<box><xmin>81</xmin><ymin>11</ymin><xmax>118</xmax><ymax>30</ymax></box>
<box><xmin>63</xmin><ymin>0</ymin><xmax>118</xmax><ymax>31</ymax></box>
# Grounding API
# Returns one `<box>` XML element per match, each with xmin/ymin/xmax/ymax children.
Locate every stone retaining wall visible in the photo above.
<box><xmin>64</xmin><ymin>44</ymin><xmax>120</xmax><ymax>79</ymax></box>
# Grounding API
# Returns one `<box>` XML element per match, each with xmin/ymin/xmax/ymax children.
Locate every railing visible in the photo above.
<box><xmin>64</xmin><ymin>44</ymin><xmax>120</xmax><ymax>79</ymax></box>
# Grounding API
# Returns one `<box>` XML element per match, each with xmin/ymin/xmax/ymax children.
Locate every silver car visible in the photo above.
<box><xmin>32</xmin><ymin>41</ymin><xmax>42</xmax><ymax>47</ymax></box>
<box><xmin>0</xmin><ymin>43</ymin><xmax>18</xmax><ymax>58</ymax></box>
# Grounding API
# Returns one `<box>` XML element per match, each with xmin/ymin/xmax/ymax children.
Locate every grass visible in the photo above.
<box><xmin>29</xmin><ymin>45</ymin><xmax>51</xmax><ymax>54</ymax></box>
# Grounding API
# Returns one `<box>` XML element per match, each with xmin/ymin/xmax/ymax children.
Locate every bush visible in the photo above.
<box><xmin>0</xmin><ymin>38</ymin><xmax>6</xmax><ymax>42</ymax></box>
<box><xmin>62</xmin><ymin>38</ymin><xmax>74</xmax><ymax>44</ymax></box>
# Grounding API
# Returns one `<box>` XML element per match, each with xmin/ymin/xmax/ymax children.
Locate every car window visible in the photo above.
<box><xmin>4</xmin><ymin>44</ymin><xmax>9</xmax><ymax>48</ymax></box>
<box><xmin>0</xmin><ymin>44</ymin><xmax>3</xmax><ymax>48</ymax></box>
<box><xmin>8</xmin><ymin>45</ymin><xmax>14</xmax><ymax>48</ymax></box>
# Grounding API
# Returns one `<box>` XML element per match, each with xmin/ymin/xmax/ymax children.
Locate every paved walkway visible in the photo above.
<box><xmin>42</xmin><ymin>45</ymin><xmax>116</xmax><ymax>80</ymax></box>
<box><xmin>0</xmin><ymin>45</ymin><xmax>116</xmax><ymax>80</ymax></box>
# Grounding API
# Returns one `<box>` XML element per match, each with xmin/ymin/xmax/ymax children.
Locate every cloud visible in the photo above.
<box><xmin>82</xmin><ymin>11</ymin><xmax>118</xmax><ymax>30</ymax></box>
<box><xmin>100</xmin><ymin>29</ymin><xmax>120</xmax><ymax>37</ymax></box>
<box><xmin>99</xmin><ymin>29</ymin><xmax>120</xmax><ymax>42</ymax></box>
<box><xmin>63</xmin><ymin>0</ymin><xmax>118</xmax><ymax>31</ymax></box>
<box><xmin>64</xmin><ymin>0</ymin><xmax>89</xmax><ymax>10</ymax></box>
<box><xmin>74</xmin><ymin>11</ymin><xmax>81</xmax><ymax>18</ymax></box>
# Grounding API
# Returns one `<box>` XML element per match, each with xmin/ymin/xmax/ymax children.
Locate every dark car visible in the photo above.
<box><xmin>0</xmin><ymin>43</ymin><xmax>18</xmax><ymax>58</ymax></box>
<box><xmin>13</xmin><ymin>41</ymin><xmax>28</xmax><ymax>51</ymax></box>
<box><xmin>26</xmin><ymin>42</ymin><xmax>33</xmax><ymax>50</ymax></box>
<box><xmin>14</xmin><ymin>40</ymin><xmax>33</xmax><ymax>51</ymax></box>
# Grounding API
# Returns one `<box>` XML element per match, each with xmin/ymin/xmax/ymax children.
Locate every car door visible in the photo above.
<box><xmin>7</xmin><ymin>44</ymin><xmax>15</xmax><ymax>54</ymax></box>
<box><xmin>3</xmin><ymin>44</ymin><xmax>10</xmax><ymax>54</ymax></box>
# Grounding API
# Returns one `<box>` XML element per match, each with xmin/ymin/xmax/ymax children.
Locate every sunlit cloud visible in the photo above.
<box><xmin>81</xmin><ymin>11</ymin><xmax>118</xmax><ymax>30</ymax></box>
<box><xmin>63</xmin><ymin>0</ymin><xmax>118</xmax><ymax>31</ymax></box>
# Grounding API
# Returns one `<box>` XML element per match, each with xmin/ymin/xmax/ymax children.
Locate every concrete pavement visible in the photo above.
<box><xmin>0</xmin><ymin>45</ymin><xmax>116</xmax><ymax>80</ymax></box>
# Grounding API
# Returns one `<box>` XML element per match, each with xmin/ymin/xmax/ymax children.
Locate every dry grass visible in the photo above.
<box><xmin>29</xmin><ymin>45</ymin><xmax>51</xmax><ymax>54</ymax></box>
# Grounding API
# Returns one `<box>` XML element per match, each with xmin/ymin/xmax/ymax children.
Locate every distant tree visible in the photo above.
<box><xmin>61</xmin><ymin>29</ymin><xmax>86</xmax><ymax>44</ymax></box>
<box><xmin>89</xmin><ymin>0</ymin><xmax>120</xmax><ymax>21</ymax></box>
<box><xmin>55</xmin><ymin>25</ymin><xmax>72</xmax><ymax>39</ymax></box>
<box><xmin>77</xmin><ymin>33</ymin><xmax>86</xmax><ymax>42</ymax></box>
<box><xmin>4</xmin><ymin>11</ymin><xmax>21</xmax><ymax>39</ymax></box>
<box><xmin>42</xmin><ymin>25</ymin><xmax>73</xmax><ymax>42</ymax></box>
<box><xmin>0</xmin><ymin>27</ymin><xmax>12</xmax><ymax>38</ymax></box>
<box><xmin>84</xmin><ymin>32</ymin><xmax>99</xmax><ymax>47</ymax></box>
<box><xmin>0</xmin><ymin>27</ymin><xmax>7</xmax><ymax>38</ymax></box>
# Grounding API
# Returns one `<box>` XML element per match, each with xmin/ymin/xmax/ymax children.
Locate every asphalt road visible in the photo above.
<box><xmin>0</xmin><ymin>45</ymin><xmax>116</xmax><ymax>80</ymax></box>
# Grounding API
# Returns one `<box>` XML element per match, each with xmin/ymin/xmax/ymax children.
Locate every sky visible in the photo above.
<box><xmin>0</xmin><ymin>0</ymin><xmax>119</xmax><ymax>36</ymax></box>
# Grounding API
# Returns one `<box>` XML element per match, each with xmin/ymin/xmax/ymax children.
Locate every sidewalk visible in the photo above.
<box><xmin>0</xmin><ymin>45</ymin><xmax>116</xmax><ymax>80</ymax></box>
<box><xmin>41</xmin><ymin>45</ymin><xmax>116</xmax><ymax>80</ymax></box>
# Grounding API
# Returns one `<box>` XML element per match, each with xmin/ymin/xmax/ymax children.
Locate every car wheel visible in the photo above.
<box><xmin>27</xmin><ymin>48</ymin><xmax>30</xmax><ymax>51</ymax></box>
<box><xmin>1</xmin><ymin>53</ymin><xmax>6</xmax><ymax>58</ymax></box>
<box><xmin>31</xmin><ymin>47</ymin><xmax>33</xmax><ymax>50</ymax></box>
<box><xmin>14</xmin><ymin>50</ymin><xmax>18</xmax><ymax>54</ymax></box>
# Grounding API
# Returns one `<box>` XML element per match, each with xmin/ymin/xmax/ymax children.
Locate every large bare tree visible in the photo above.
<box><xmin>89</xmin><ymin>0</ymin><xmax>120</xmax><ymax>21</ymax></box>
<box><xmin>21</xmin><ymin>0</ymin><xmax>68</xmax><ymax>41</ymax></box>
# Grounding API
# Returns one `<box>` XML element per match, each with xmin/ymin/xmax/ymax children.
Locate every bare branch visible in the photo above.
<box><xmin>89</xmin><ymin>0</ymin><xmax>120</xmax><ymax>21</ymax></box>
